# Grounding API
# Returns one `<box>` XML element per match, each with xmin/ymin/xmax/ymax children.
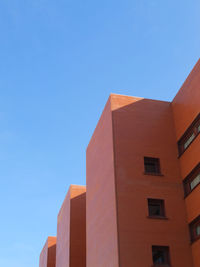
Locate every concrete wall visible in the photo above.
<box><xmin>86</xmin><ymin>97</ymin><xmax>119</xmax><ymax>267</ymax></box>
<box><xmin>56</xmin><ymin>185</ymin><xmax>86</xmax><ymax>267</ymax></box>
<box><xmin>172</xmin><ymin>58</ymin><xmax>200</xmax><ymax>267</ymax></box>
<box><xmin>111</xmin><ymin>94</ymin><xmax>193</xmax><ymax>266</ymax></box>
<box><xmin>39</xmin><ymin>237</ymin><xmax>56</xmax><ymax>267</ymax></box>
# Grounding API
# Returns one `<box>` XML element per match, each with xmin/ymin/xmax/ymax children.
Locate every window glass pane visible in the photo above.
<box><xmin>178</xmin><ymin>113</ymin><xmax>200</xmax><ymax>155</ymax></box>
<box><xmin>152</xmin><ymin>246</ymin><xmax>169</xmax><ymax>265</ymax></box>
<box><xmin>145</xmin><ymin>163</ymin><xmax>157</xmax><ymax>173</ymax></box>
<box><xmin>184</xmin><ymin>133</ymin><xmax>195</xmax><ymax>149</ymax></box>
<box><xmin>153</xmin><ymin>250</ymin><xmax>165</xmax><ymax>263</ymax></box>
<box><xmin>144</xmin><ymin>157</ymin><xmax>160</xmax><ymax>174</ymax></box>
<box><xmin>190</xmin><ymin>174</ymin><xmax>200</xmax><ymax>190</ymax></box>
<box><xmin>196</xmin><ymin>224</ymin><xmax>200</xmax><ymax>236</ymax></box>
<box><xmin>149</xmin><ymin>204</ymin><xmax>161</xmax><ymax>216</ymax></box>
<box><xmin>148</xmin><ymin>199</ymin><xmax>165</xmax><ymax>217</ymax></box>
<box><xmin>190</xmin><ymin>216</ymin><xmax>200</xmax><ymax>242</ymax></box>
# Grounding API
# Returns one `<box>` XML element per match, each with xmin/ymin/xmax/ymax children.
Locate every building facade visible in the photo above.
<box><xmin>39</xmin><ymin>236</ymin><xmax>56</xmax><ymax>267</ymax></box>
<box><xmin>39</xmin><ymin>59</ymin><xmax>200</xmax><ymax>267</ymax></box>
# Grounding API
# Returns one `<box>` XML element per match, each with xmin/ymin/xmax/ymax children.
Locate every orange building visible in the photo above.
<box><xmin>171</xmin><ymin>59</ymin><xmax>200</xmax><ymax>267</ymax></box>
<box><xmin>40</xmin><ymin>59</ymin><xmax>200</xmax><ymax>267</ymax></box>
<box><xmin>39</xmin><ymin>236</ymin><xmax>56</xmax><ymax>267</ymax></box>
<box><xmin>56</xmin><ymin>185</ymin><xmax>86</xmax><ymax>267</ymax></box>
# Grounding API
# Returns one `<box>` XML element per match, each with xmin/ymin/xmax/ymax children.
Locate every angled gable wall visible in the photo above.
<box><xmin>86</xmin><ymin>97</ymin><xmax>119</xmax><ymax>267</ymax></box>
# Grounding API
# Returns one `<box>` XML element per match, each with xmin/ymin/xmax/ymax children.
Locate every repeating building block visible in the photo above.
<box><xmin>56</xmin><ymin>185</ymin><xmax>86</xmax><ymax>267</ymax></box>
<box><xmin>39</xmin><ymin>236</ymin><xmax>56</xmax><ymax>267</ymax></box>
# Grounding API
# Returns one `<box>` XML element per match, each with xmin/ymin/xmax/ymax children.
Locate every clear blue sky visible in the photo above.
<box><xmin>0</xmin><ymin>1</ymin><xmax>199</xmax><ymax>266</ymax></box>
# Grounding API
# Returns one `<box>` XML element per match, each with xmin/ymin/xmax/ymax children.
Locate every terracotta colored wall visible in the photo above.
<box><xmin>111</xmin><ymin>94</ymin><xmax>193</xmax><ymax>267</ymax></box>
<box><xmin>39</xmin><ymin>237</ymin><xmax>56</xmax><ymax>267</ymax></box>
<box><xmin>191</xmin><ymin>241</ymin><xmax>200</xmax><ymax>267</ymax></box>
<box><xmin>56</xmin><ymin>185</ymin><xmax>86</xmax><ymax>267</ymax></box>
<box><xmin>172</xmin><ymin>58</ymin><xmax>200</xmax><ymax>267</ymax></box>
<box><xmin>86</xmin><ymin>97</ymin><xmax>119</xmax><ymax>267</ymax></box>
<box><xmin>172</xmin><ymin>59</ymin><xmax>200</xmax><ymax>141</ymax></box>
<box><xmin>185</xmin><ymin>186</ymin><xmax>200</xmax><ymax>222</ymax></box>
<box><xmin>172</xmin><ymin>59</ymin><xmax>200</xmax><ymax>178</ymax></box>
<box><xmin>40</xmin><ymin>238</ymin><xmax>48</xmax><ymax>267</ymax></box>
<box><xmin>56</xmin><ymin>189</ymin><xmax>70</xmax><ymax>267</ymax></box>
<box><xmin>39</xmin><ymin>60</ymin><xmax>200</xmax><ymax>267</ymax></box>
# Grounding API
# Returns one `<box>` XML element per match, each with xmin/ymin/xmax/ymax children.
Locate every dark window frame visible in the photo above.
<box><xmin>183</xmin><ymin>163</ymin><xmax>200</xmax><ymax>197</ymax></box>
<box><xmin>152</xmin><ymin>245</ymin><xmax>170</xmax><ymax>266</ymax></box>
<box><xmin>189</xmin><ymin>215</ymin><xmax>200</xmax><ymax>243</ymax></box>
<box><xmin>178</xmin><ymin>113</ymin><xmax>200</xmax><ymax>156</ymax></box>
<box><xmin>148</xmin><ymin>199</ymin><xmax>166</xmax><ymax>218</ymax></box>
<box><xmin>144</xmin><ymin>157</ymin><xmax>161</xmax><ymax>175</ymax></box>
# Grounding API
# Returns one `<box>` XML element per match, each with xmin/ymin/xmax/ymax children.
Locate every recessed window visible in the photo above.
<box><xmin>148</xmin><ymin>199</ymin><xmax>165</xmax><ymax>218</ymax></box>
<box><xmin>183</xmin><ymin>163</ymin><xmax>200</xmax><ymax>197</ymax></box>
<box><xmin>196</xmin><ymin>225</ymin><xmax>200</xmax><ymax>235</ymax></box>
<box><xmin>189</xmin><ymin>215</ymin><xmax>200</xmax><ymax>243</ymax></box>
<box><xmin>183</xmin><ymin>133</ymin><xmax>195</xmax><ymax>150</ymax></box>
<box><xmin>178</xmin><ymin>113</ymin><xmax>200</xmax><ymax>155</ymax></box>
<box><xmin>198</xmin><ymin>124</ymin><xmax>200</xmax><ymax>133</ymax></box>
<box><xmin>190</xmin><ymin>174</ymin><xmax>200</xmax><ymax>190</ymax></box>
<box><xmin>144</xmin><ymin>157</ymin><xmax>161</xmax><ymax>175</ymax></box>
<box><xmin>152</xmin><ymin>246</ymin><xmax>170</xmax><ymax>266</ymax></box>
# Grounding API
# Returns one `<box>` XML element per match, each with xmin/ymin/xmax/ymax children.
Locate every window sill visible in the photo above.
<box><xmin>147</xmin><ymin>216</ymin><xmax>168</xmax><ymax>220</ymax></box>
<box><xmin>151</xmin><ymin>265</ymin><xmax>171</xmax><ymax>267</ymax></box>
<box><xmin>144</xmin><ymin>172</ymin><xmax>164</xmax><ymax>177</ymax></box>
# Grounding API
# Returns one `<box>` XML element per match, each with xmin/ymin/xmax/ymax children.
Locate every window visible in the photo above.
<box><xmin>197</xmin><ymin>224</ymin><xmax>200</xmax><ymax>235</ymax></box>
<box><xmin>148</xmin><ymin>199</ymin><xmax>165</xmax><ymax>218</ymax></box>
<box><xmin>178</xmin><ymin>113</ymin><xmax>200</xmax><ymax>155</ymax></box>
<box><xmin>183</xmin><ymin>133</ymin><xmax>195</xmax><ymax>150</ymax></box>
<box><xmin>197</xmin><ymin>123</ymin><xmax>200</xmax><ymax>133</ymax></box>
<box><xmin>183</xmin><ymin>163</ymin><xmax>200</xmax><ymax>197</ymax></box>
<box><xmin>144</xmin><ymin>157</ymin><xmax>161</xmax><ymax>175</ymax></box>
<box><xmin>152</xmin><ymin>246</ymin><xmax>170</xmax><ymax>266</ymax></box>
<box><xmin>190</xmin><ymin>174</ymin><xmax>200</xmax><ymax>190</ymax></box>
<box><xmin>189</xmin><ymin>215</ymin><xmax>200</xmax><ymax>243</ymax></box>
